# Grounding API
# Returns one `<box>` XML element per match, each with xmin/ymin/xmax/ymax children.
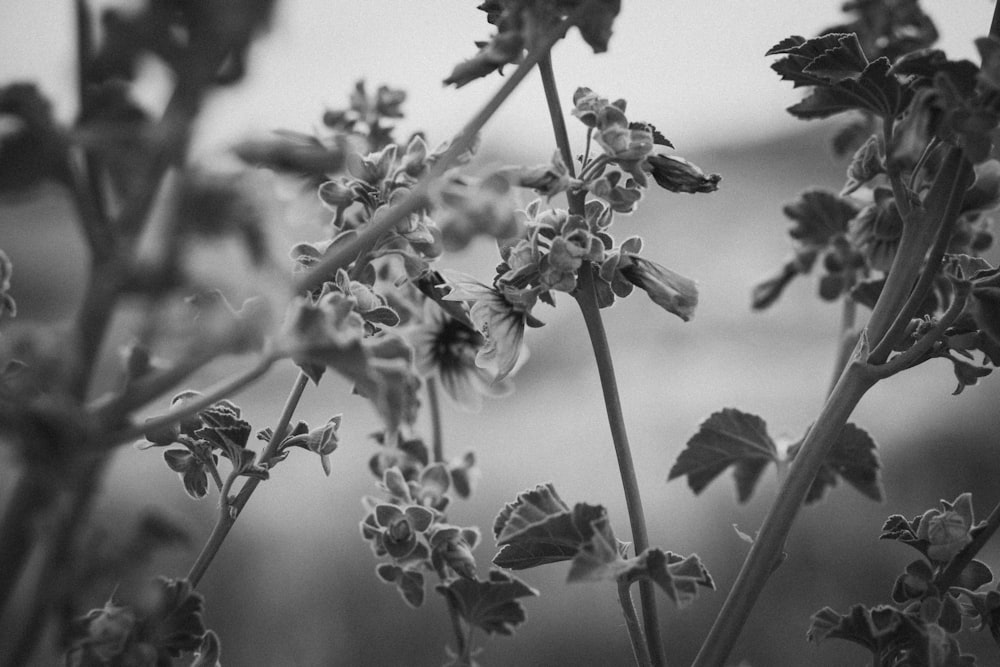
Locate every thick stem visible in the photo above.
<box><xmin>692</xmin><ymin>359</ymin><xmax>876</xmax><ymax>667</ymax></box>
<box><xmin>0</xmin><ymin>474</ymin><xmax>55</xmax><ymax>611</ymax></box>
<box><xmin>868</xmin><ymin>148</ymin><xmax>973</xmax><ymax>364</ymax></box>
<box><xmin>0</xmin><ymin>456</ymin><xmax>108</xmax><ymax>665</ymax></box>
<box><xmin>187</xmin><ymin>372</ymin><xmax>309</xmax><ymax>587</ymax></box>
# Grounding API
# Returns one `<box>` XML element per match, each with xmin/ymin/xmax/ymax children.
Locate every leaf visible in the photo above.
<box><xmin>783</xmin><ymin>189</ymin><xmax>861</xmax><ymax>248</ymax></box>
<box><xmin>668</xmin><ymin>408</ymin><xmax>779</xmax><ymax>503</ymax></box>
<box><xmin>842</xmin><ymin>133</ymin><xmax>884</xmax><ymax>195</ymax></box>
<box><xmin>493</xmin><ymin>497</ymin><xmax>607</xmax><ymax>570</ymax></box>
<box><xmin>493</xmin><ymin>483</ymin><xmax>569</xmax><ymax>542</ymax></box>
<box><xmin>436</xmin><ymin>569</ymin><xmax>537</xmax><ymax>636</ymax></box>
<box><xmin>625</xmin><ymin>549</ymin><xmax>714</xmax><ymax>609</ymax></box>
<box><xmin>375</xmin><ymin>563</ymin><xmax>425</xmax><ymax>608</ymax></box>
<box><xmin>794</xmin><ymin>423</ymin><xmax>883</xmax><ymax>504</ymax></box>
<box><xmin>574</xmin><ymin>0</ymin><xmax>621</xmax><ymax>54</ymax></box>
<box><xmin>769</xmin><ymin>34</ymin><xmax>912</xmax><ymax>120</ymax></box>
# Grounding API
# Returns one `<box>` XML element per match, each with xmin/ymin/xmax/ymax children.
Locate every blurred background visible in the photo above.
<box><xmin>3</xmin><ymin>1</ymin><xmax>1000</xmax><ymax>665</ymax></box>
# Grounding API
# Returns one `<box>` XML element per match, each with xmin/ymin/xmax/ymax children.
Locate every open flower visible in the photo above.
<box><xmin>440</xmin><ymin>271</ymin><xmax>531</xmax><ymax>381</ymax></box>
<box><xmin>409</xmin><ymin>300</ymin><xmax>513</xmax><ymax>412</ymax></box>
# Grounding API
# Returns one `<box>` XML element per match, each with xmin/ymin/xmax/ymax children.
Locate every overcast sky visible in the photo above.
<box><xmin>1</xmin><ymin>1</ymin><xmax>996</xmax><ymax>158</ymax></box>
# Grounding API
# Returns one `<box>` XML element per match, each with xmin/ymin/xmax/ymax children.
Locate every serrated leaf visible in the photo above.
<box><xmin>565</xmin><ymin>513</ymin><xmax>625</xmax><ymax>582</ymax></box>
<box><xmin>807</xmin><ymin>604</ymin><xmax>905</xmax><ymax>652</ymax></box>
<box><xmin>493</xmin><ymin>483</ymin><xmax>569</xmax><ymax>542</ymax></box>
<box><xmin>768</xmin><ymin>34</ymin><xmax>848</xmax><ymax>86</ymax></box>
<box><xmin>770</xmin><ymin>34</ymin><xmax>911</xmax><ymax>120</ymax></box>
<box><xmin>436</xmin><ymin>569</ymin><xmax>537</xmax><ymax>637</ymax></box>
<box><xmin>795</xmin><ymin>423</ymin><xmax>883</xmax><ymax>504</ymax></box>
<box><xmin>668</xmin><ymin>408</ymin><xmax>778</xmax><ymax>503</ymax></box>
<box><xmin>788</xmin><ymin>57</ymin><xmax>911</xmax><ymax>120</ymax></box>
<box><xmin>803</xmin><ymin>33</ymin><xmax>870</xmax><ymax>82</ymax></box>
<box><xmin>493</xmin><ymin>500</ymin><xmax>607</xmax><ymax>570</ymax></box>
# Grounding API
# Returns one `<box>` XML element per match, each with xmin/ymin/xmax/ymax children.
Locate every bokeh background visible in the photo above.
<box><xmin>3</xmin><ymin>1</ymin><xmax>1000</xmax><ymax>665</ymax></box>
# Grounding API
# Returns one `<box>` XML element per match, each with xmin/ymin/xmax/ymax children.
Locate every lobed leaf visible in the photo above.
<box><xmin>436</xmin><ymin>569</ymin><xmax>537</xmax><ymax>637</ymax></box>
<box><xmin>794</xmin><ymin>422</ymin><xmax>883</xmax><ymax>504</ymax></box>
<box><xmin>668</xmin><ymin>408</ymin><xmax>779</xmax><ymax>503</ymax></box>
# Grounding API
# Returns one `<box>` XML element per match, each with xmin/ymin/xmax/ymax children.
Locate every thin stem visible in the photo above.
<box><xmin>538</xmin><ymin>50</ymin><xmax>664</xmax><ymax>666</ymax></box>
<box><xmin>618</xmin><ymin>581</ymin><xmax>654</xmax><ymax>667</ymax></box>
<box><xmin>446</xmin><ymin>600</ymin><xmax>469</xmax><ymax>663</ymax></box>
<box><xmin>111</xmin><ymin>352</ymin><xmax>279</xmax><ymax>446</ymax></box>
<box><xmin>937</xmin><ymin>498</ymin><xmax>1000</xmax><ymax>590</ymax></box>
<box><xmin>187</xmin><ymin>372</ymin><xmax>309</xmax><ymax>587</ymax></box>
<box><xmin>883</xmin><ymin>117</ymin><xmax>912</xmax><ymax>221</ymax></box>
<box><xmin>427</xmin><ymin>377</ymin><xmax>444</xmax><ymax>463</ymax></box>
<box><xmin>539</xmin><ymin>53</ymin><xmax>576</xmax><ymax>178</ymax></box>
<box><xmin>575</xmin><ymin>264</ymin><xmax>665</xmax><ymax>667</ymax></box>
<box><xmin>91</xmin><ymin>338</ymin><xmax>233</xmax><ymax>421</ymax></box>
<box><xmin>908</xmin><ymin>137</ymin><xmax>941</xmax><ymax>192</ymax></box>
<box><xmin>294</xmin><ymin>16</ymin><xmax>577</xmax><ymax>296</ymax></box>
<box><xmin>692</xmin><ymin>358</ymin><xmax>876</xmax><ymax>667</ymax></box>
<box><xmin>868</xmin><ymin>282</ymin><xmax>970</xmax><ymax>380</ymax></box>
<box><xmin>828</xmin><ymin>286</ymin><xmax>859</xmax><ymax>397</ymax></box>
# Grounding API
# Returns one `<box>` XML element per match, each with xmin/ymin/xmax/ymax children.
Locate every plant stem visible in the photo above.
<box><xmin>294</xmin><ymin>16</ymin><xmax>576</xmax><ymax>296</ymax></box>
<box><xmin>427</xmin><ymin>377</ymin><xmax>444</xmax><ymax>463</ymax></box>
<box><xmin>575</xmin><ymin>263</ymin><xmax>666</xmax><ymax>667</ymax></box>
<box><xmin>619</xmin><ymin>580</ymin><xmax>654</xmax><ymax>667</ymax></box>
<box><xmin>538</xmin><ymin>50</ymin><xmax>665</xmax><ymax>666</ymax></box>
<box><xmin>828</xmin><ymin>286</ymin><xmax>859</xmax><ymax>397</ymax></box>
<box><xmin>868</xmin><ymin>147</ymin><xmax>973</xmax><ymax>364</ymax></box>
<box><xmin>187</xmin><ymin>372</ymin><xmax>309</xmax><ymax>587</ymax></box>
<box><xmin>110</xmin><ymin>352</ymin><xmax>279</xmax><ymax>446</ymax></box>
<box><xmin>883</xmin><ymin>117</ymin><xmax>912</xmax><ymax>221</ymax></box>
<box><xmin>1</xmin><ymin>455</ymin><xmax>108</xmax><ymax>665</ymax></box>
<box><xmin>691</xmin><ymin>357</ymin><xmax>876</xmax><ymax>667</ymax></box>
<box><xmin>937</xmin><ymin>497</ymin><xmax>1000</xmax><ymax>590</ymax></box>
<box><xmin>0</xmin><ymin>474</ymin><xmax>55</xmax><ymax>611</ymax></box>
<box><xmin>868</xmin><ymin>282</ymin><xmax>970</xmax><ymax>380</ymax></box>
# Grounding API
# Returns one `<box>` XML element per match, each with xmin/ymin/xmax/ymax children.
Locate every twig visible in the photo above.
<box><xmin>692</xmin><ymin>355</ymin><xmax>876</xmax><ymax>667</ymax></box>
<box><xmin>937</xmin><ymin>498</ymin><xmax>1000</xmax><ymax>590</ymax></box>
<box><xmin>293</xmin><ymin>15</ymin><xmax>577</xmax><ymax>296</ymax></box>
<box><xmin>109</xmin><ymin>352</ymin><xmax>280</xmax><ymax>447</ymax></box>
<box><xmin>187</xmin><ymin>372</ymin><xmax>309</xmax><ymax>587</ymax></box>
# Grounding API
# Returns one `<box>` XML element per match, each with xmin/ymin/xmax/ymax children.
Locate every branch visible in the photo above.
<box><xmin>187</xmin><ymin>372</ymin><xmax>310</xmax><ymax>587</ymax></box>
<box><xmin>538</xmin><ymin>50</ymin><xmax>665</xmax><ymax>666</ymax></box>
<box><xmin>692</xmin><ymin>356</ymin><xmax>876</xmax><ymax>667</ymax></box>
<box><xmin>293</xmin><ymin>16</ymin><xmax>576</xmax><ymax>295</ymax></box>
<box><xmin>109</xmin><ymin>351</ymin><xmax>280</xmax><ymax>447</ymax></box>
